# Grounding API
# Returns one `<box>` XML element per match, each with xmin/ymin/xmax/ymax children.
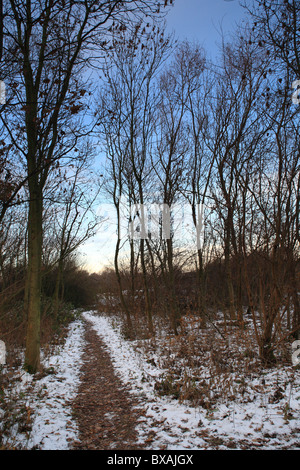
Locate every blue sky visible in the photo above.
<box><xmin>80</xmin><ymin>0</ymin><xmax>250</xmax><ymax>273</ymax></box>
<box><xmin>165</xmin><ymin>0</ymin><xmax>248</xmax><ymax>57</ymax></box>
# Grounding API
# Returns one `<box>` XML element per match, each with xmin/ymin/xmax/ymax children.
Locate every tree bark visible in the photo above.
<box><xmin>24</xmin><ymin>187</ymin><xmax>43</xmax><ymax>373</ymax></box>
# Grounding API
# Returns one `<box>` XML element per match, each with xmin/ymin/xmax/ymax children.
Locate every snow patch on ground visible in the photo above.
<box><xmin>1</xmin><ymin>311</ymin><xmax>300</xmax><ymax>450</ymax></box>
<box><xmin>82</xmin><ymin>312</ymin><xmax>300</xmax><ymax>450</ymax></box>
<box><xmin>83</xmin><ymin>312</ymin><xmax>207</xmax><ymax>449</ymax></box>
<box><xmin>1</xmin><ymin>319</ymin><xmax>85</xmax><ymax>450</ymax></box>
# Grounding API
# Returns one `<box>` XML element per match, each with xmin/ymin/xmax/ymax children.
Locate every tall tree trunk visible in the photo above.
<box><xmin>115</xmin><ymin>239</ymin><xmax>133</xmax><ymax>336</ymax></box>
<box><xmin>139</xmin><ymin>203</ymin><xmax>154</xmax><ymax>335</ymax></box>
<box><xmin>115</xmin><ymin>201</ymin><xmax>133</xmax><ymax>336</ymax></box>
<box><xmin>197</xmin><ymin>247</ymin><xmax>206</xmax><ymax>328</ymax></box>
<box><xmin>236</xmin><ymin>260</ymin><xmax>244</xmax><ymax>327</ymax></box>
<box><xmin>129</xmin><ymin>239</ymin><xmax>135</xmax><ymax>302</ymax></box>
<box><xmin>260</xmin><ymin>243</ymin><xmax>281</xmax><ymax>365</ymax></box>
<box><xmin>53</xmin><ymin>258</ymin><xmax>64</xmax><ymax>319</ymax></box>
<box><xmin>224</xmin><ymin>219</ymin><xmax>236</xmax><ymax>320</ymax></box>
<box><xmin>166</xmin><ymin>237</ymin><xmax>180</xmax><ymax>335</ymax></box>
<box><xmin>24</xmin><ymin>187</ymin><xmax>43</xmax><ymax>373</ymax></box>
<box><xmin>290</xmin><ymin>259</ymin><xmax>300</xmax><ymax>340</ymax></box>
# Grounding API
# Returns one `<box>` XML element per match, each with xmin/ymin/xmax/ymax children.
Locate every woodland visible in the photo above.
<box><xmin>0</xmin><ymin>0</ymin><xmax>299</xmax><ymax>451</ymax></box>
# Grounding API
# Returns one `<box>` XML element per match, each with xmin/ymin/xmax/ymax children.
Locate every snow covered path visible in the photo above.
<box><xmin>82</xmin><ymin>312</ymin><xmax>209</xmax><ymax>450</ymax></box>
<box><xmin>1</xmin><ymin>311</ymin><xmax>300</xmax><ymax>450</ymax></box>
<box><xmin>71</xmin><ymin>320</ymin><xmax>145</xmax><ymax>450</ymax></box>
<box><xmin>82</xmin><ymin>312</ymin><xmax>300</xmax><ymax>450</ymax></box>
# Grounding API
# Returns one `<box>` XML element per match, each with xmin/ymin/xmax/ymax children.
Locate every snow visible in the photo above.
<box><xmin>27</xmin><ymin>320</ymin><xmax>86</xmax><ymax>450</ymax></box>
<box><xmin>82</xmin><ymin>312</ymin><xmax>300</xmax><ymax>450</ymax></box>
<box><xmin>0</xmin><ymin>319</ymin><xmax>85</xmax><ymax>450</ymax></box>
<box><xmin>1</xmin><ymin>311</ymin><xmax>300</xmax><ymax>450</ymax></box>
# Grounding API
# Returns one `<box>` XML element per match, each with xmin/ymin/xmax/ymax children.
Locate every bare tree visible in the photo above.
<box><xmin>152</xmin><ymin>44</ymin><xmax>194</xmax><ymax>334</ymax></box>
<box><xmin>0</xmin><ymin>0</ymin><xmax>174</xmax><ymax>372</ymax></box>
<box><xmin>43</xmin><ymin>144</ymin><xmax>102</xmax><ymax>317</ymax></box>
<box><xmin>208</xmin><ymin>28</ymin><xmax>269</xmax><ymax>324</ymax></box>
<box><xmin>177</xmin><ymin>41</ymin><xmax>210</xmax><ymax>325</ymax></box>
<box><xmin>244</xmin><ymin>0</ymin><xmax>300</xmax><ymax>79</ymax></box>
<box><xmin>99</xmin><ymin>23</ymin><xmax>172</xmax><ymax>335</ymax></box>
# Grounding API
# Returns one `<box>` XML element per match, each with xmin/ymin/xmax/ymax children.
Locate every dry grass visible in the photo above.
<box><xmin>118</xmin><ymin>308</ymin><xmax>297</xmax><ymax>410</ymax></box>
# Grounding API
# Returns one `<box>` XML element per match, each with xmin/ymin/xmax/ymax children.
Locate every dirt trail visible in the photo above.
<box><xmin>71</xmin><ymin>321</ymin><xmax>147</xmax><ymax>450</ymax></box>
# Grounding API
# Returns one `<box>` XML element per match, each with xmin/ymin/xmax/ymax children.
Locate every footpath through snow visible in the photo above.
<box><xmin>1</xmin><ymin>311</ymin><xmax>300</xmax><ymax>450</ymax></box>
